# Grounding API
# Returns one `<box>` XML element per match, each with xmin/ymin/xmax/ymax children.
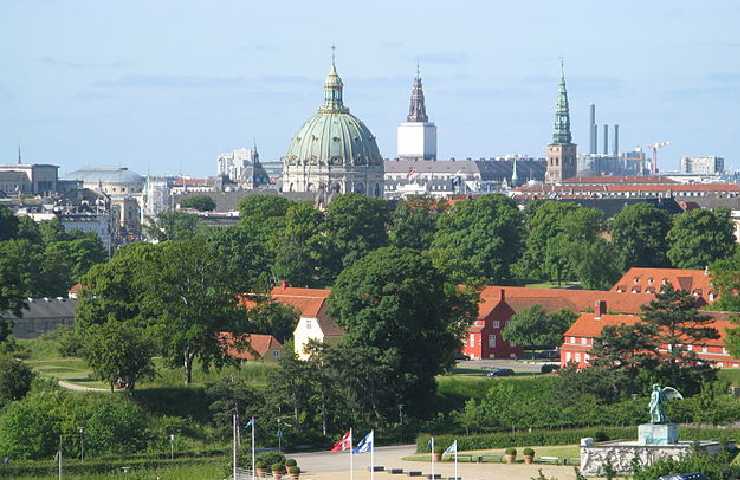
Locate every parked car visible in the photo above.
<box><xmin>453</xmin><ymin>351</ymin><xmax>471</xmax><ymax>361</ymax></box>
<box><xmin>658</xmin><ymin>474</ymin><xmax>707</xmax><ymax>480</ymax></box>
<box><xmin>486</xmin><ymin>368</ymin><xmax>514</xmax><ymax>377</ymax></box>
<box><xmin>541</xmin><ymin>363</ymin><xmax>561</xmax><ymax>374</ymax></box>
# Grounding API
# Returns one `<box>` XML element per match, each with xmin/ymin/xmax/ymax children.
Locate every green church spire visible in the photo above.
<box><xmin>552</xmin><ymin>58</ymin><xmax>572</xmax><ymax>144</ymax></box>
<box><xmin>320</xmin><ymin>44</ymin><xmax>349</xmax><ymax>114</ymax></box>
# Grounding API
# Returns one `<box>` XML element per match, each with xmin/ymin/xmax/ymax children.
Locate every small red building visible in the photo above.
<box><xmin>463</xmin><ymin>290</ymin><xmax>522</xmax><ymax>360</ymax></box>
<box><xmin>561</xmin><ymin>300</ymin><xmax>739</xmax><ymax>369</ymax></box>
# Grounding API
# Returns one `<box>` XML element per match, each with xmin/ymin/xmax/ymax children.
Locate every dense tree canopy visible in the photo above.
<box><xmin>667</xmin><ymin>208</ymin><xmax>735</xmax><ymax>268</ymax></box>
<box><xmin>710</xmin><ymin>247</ymin><xmax>740</xmax><ymax>312</ymax></box>
<box><xmin>144</xmin><ymin>212</ymin><xmax>201</xmax><ymax>242</ymax></box>
<box><xmin>180</xmin><ymin>195</ymin><xmax>216</xmax><ymax>212</ymax></box>
<box><xmin>611</xmin><ymin>203</ymin><xmax>672</xmax><ymax>270</ymax></box>
<box><xmin>0</xmin><ymin>354</ymin><xmax>34</xmax><ymax>406</ymax></box>
<box><xmin>430</xmin><ymin>195</ymin><xmax>523</xmax><ymax>284</ymax></box>
<box><xmin>328</xmin><ymin>246</ymin><xmax>477</xmax><ymax>411</ymax></box>
<box><xmin>502</xmin><ymin>306</ymin><xmax>577</xmax><ymax>350</ymax></box>
<box><xmin>388</xmin><ymin>198</ymin><xmax>438</xmax><ymax>251</ymax></box>
<box><xmin>271</xmin><ymin>202</ymin><xmax>327</xmax><ymax>288</ymax></box>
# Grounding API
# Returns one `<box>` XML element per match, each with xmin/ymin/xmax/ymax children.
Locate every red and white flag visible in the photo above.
<box><xmin>329</xmin><ymin>431</ymin><xmax>352</xmax><ymax>452</ymax></box>
<box><xmin>407</xmin><ymin>168</ymin><xmax>416</xmax><ymax>179</ymax></box>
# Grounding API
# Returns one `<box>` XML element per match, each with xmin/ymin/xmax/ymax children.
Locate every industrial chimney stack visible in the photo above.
<box><xmin>603</xmin><ymin>124</ymin><xmax>609</xmax><ymax>155</ymax></box>
<box><xmin>589</xmin><ymin>104</ymin><xmax>596</xmax><ymax>154</ymax></box>
<box><xmin>613</xmin><ymin>124</ymin><xmax>619</xmax><ymax>157</ymax></box>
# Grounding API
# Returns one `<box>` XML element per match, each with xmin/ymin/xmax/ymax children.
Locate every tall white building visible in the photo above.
<box><xmin>680</xmin><ymin>155</ymin><xmax>725</xmax><ymax>175</ymax></box>
<box><xmin>217</xmin><ymin>147</ymin><xmax>262</xmax><ymax>187</ymax></box>
<box><xmin>396</xmin><ymin>67</ymin><xmax>437</xmax><ymax>161</ymax></box>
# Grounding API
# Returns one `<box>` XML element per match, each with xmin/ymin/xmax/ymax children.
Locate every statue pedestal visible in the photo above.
<box><xmin>638</xmin><ymin>423</ymin><xmax>679</xmax><ymax>446</ymax></box>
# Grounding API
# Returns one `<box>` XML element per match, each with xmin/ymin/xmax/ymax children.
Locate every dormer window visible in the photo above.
<box><xmin>634</xmin><ymin>277</ymin><xmax>640</xmax><ymax>284</ymax></box>
<box><xmin>647</xmin><ymin>277</ymin><xmax>654</xmax><ymax>285</ymax></box>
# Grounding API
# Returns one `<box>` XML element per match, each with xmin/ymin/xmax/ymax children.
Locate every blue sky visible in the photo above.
<box><xmin>1</xmin><ymin>0</ymin><xmax>739</xmax><ymax>176</ymax></box>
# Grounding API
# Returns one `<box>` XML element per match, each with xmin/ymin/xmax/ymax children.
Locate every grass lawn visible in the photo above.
<box><xmin>403</xmin><ymin>444</ymin><xmax>580</xmax><ymax>462</ymax></box>
<box><xmin>718</xmin><ymin>368</ymin><xmax>740</xmax><ymax>386</ymax></box>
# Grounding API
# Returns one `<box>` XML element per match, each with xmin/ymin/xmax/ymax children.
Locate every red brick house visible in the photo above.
<box><xmin>561</xmin><ymin>300</ymin><xmax>738</xmax><ymax>369</ymax></box>
<box><xmin>464</xmin><ymin>290</ymin><xmax>522</xmax><ymax>360</ymax></box>
<box><xmin>611</xmin><ymin>267</ymin><xmax>717</xmax><ymax>305</ymax></box>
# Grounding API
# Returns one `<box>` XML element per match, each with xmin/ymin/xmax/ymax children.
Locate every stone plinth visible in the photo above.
<box><xmin>638</xmin><ymin>423</ymin><xmax>679</xmax><ymax>445</ymax></box>
<box><xmin>579</xmin><ymin>438</ymin><xmax>721</xmax><ymax>476</ymax></box>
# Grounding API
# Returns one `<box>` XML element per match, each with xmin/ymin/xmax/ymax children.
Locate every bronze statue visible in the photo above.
<box><xmin>648</xmin><ymin>384</ymin><xmax>683</xmax><ymax>424</ymax></box>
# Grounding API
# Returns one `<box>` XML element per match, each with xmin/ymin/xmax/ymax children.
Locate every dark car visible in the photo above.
<box><xmin>453</xmin><ymin>352</ymin><xmax>471</xmax><ymax>361</ymax></box>
<box><xmin>658</xmin><ymin>474</ymin><xmax>707</xmax><ymax>480</ymax></box>
<box><xmin>486</xmin><ymin>368</ymin><xmax>514</xmax><ymax>377</ymax></box>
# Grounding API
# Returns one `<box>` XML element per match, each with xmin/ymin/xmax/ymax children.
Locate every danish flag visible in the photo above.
<box><xmin>329</xmin><ymin>430</ymin><xmax>352</xmax><ymax>452</ymax></box>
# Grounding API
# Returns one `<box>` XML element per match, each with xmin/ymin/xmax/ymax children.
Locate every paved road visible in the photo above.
<box><xmin>287</xmin><ymin>445</ymin><xmax>576</xmax><ymax>480</ymax></box>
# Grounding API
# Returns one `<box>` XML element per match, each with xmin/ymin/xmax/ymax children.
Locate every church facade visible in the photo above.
<box><xmin>281</xmin><ymin>51</ymin><xmax>384</xmax><ymax>198</ymax></box>
<box><xmin>396</xmin><ymin>66</ymin><xmax>437</xmax><ymax>161</ymax></box>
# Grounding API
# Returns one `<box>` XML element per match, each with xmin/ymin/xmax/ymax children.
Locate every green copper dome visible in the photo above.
<box><xmin>283</xmin><ymin>56</ymin><xmax>382</xmax><ymax>168</ymax></box>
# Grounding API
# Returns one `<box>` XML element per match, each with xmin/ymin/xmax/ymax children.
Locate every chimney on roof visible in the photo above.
<box><xmin>595</xmin><ymin>300</ymin><xmax>607</xmax><ymax>319</ymax></box>
<box><xmin>704</xmin><ymin>266</ymin><xmax>709</xmax><ymax>276</ymax></box>
<box><xmin>499</xmin><ymin>289</ymin><xmax>505</xmax><ymax>303</ymax></box>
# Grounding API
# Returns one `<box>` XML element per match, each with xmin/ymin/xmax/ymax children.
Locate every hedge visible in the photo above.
<box><xmin>416</xmin><ymin>426</ymin><xmax>740</xmax><ymax>452</ymax></box>
<box><xmin>0</xmin><ymin>455</ymin><xmax>222</xmax><ymax>478</ymax></box>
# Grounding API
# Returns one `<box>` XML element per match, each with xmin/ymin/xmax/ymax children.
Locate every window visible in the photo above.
<box><xmin>584</xmin><ymin>353</ymin><xmax>590</xmax><ymax>364</ymax></box>
<box><xmin>575</xmin><ymin>353</ymin><xmax>581</xmax><ymax>362</ymax></box>
<box><xmin>488</xmin><ymin>335</ymin><xmax>497</xmax><ymax>349</ymax></box>
<box><xmin>581</xmin><ymin>337</ymin><xmax>588</xmax><ymax>345</ymax></box>
<box><xmin>305</xmin><ymin>319</ymin><xmax>312</xmax><ymax>330</ymax></box>
<box><xmin>566</xmin><ymin>351</ymin><xmax>572</xmax><ymax>363</ymax></box>
<box><xmin>570</xmin><ymin>337</ymin><xmax>576</xmax><ymax>344</ymax></box>
<box><xmin>272</xmin><ymin>350</ymin><xmax>280</xmax><ymax>358</ymax></box>
<box><xmin>647</xmin><ymin>277</ymin><xmax>654</xmax><ymax>285</ymax></box>
<box><xmin>491</xmin><ymin>321</ymin><xmax>500</xmax><ymax>329</ymax></box>
<box><xmin>469</xmin><ymin>334</ymin><xmax>475</xmax><ymax>347</ymax></box>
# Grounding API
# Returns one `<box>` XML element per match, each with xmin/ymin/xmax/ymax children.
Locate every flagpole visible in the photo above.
<box><xmin>232</xmin><ymin>414</ymin><xmax>237</xmax><ymax>480</ymax></box>
<box><xmin>349</xmin><ymin>429</ymin><xmax>353</xmax><ymax>480</ymax></box>
<box><xmin>454</xmin><ymin>441</ymin><xmax>458</xmax><ymax>480</ymax></box>
<box><xmin>430</xmin><ymin>437</ymin><xmax>434</xmax><ymax>480</ymax></box>
<box><xmin>251</xmin><ymin>417</ymin><xmax>255</xmax><ymax>480</ymax></box>
<box><xmin>370</xmin><ymin>430</ymin><xmax>375</xmax><ymax>480</ymax></box>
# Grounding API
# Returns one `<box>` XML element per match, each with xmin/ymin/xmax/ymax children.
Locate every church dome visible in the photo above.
<box><xmin>283</xmin><ymin>55</ymin><xmax>382</xmax><ymax>170</ymax></box>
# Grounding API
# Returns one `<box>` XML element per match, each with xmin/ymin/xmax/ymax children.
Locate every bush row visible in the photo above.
<box><xmin>0</xmin><ymin>455</ymin><xmax>221</xmax><ymax>478</ymax></box>
<box><xmin>416</xmin><ymin>426</ymin><xmax>740</xmax><ymax>452</ymax></box>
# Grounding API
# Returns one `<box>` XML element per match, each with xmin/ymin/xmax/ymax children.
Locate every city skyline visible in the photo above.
<box><xmin>2</xmin><ymin>1</ymin><xmax>740</xmax><ymax>176</ymax></box>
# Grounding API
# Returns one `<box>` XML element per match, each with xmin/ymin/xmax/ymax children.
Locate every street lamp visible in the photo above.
<box><xmin>78</xmin><ymin>427</ymin><xmax>84</xmax><ymax>463</ymax></box>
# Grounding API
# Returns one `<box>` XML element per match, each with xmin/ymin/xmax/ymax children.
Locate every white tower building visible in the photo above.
<box><xmin>396</xmin><ymin>66</ymin><xmax>437</xmax><ymax>161</ymax></box>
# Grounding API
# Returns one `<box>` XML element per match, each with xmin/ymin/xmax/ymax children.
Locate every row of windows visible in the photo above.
<box><xmin>567</xmin><ymin>338</ymin><xmax>727</xmax><ymax>355</ymax></box>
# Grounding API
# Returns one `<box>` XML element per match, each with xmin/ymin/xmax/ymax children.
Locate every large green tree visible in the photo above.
<box><xmin>388</xmin><ymin>198</ymin><xmax>437</xmax><ymax>251</ymax></box>
<box><xmin>0</xmin><ymin>206</ymin><xmax>18</xmax><ymax>241</ymax></box>
<box><xmin>81</xmin><ymin>319</ymin><xmax>156</xmax><ymax>392</ymax></box>
<box><xmin>0</xmin><ymin>354</ymin><xmax>34</xmax><ymax>406</ymax></box>
<box><xmin>667</xmin><ymin>208</ymin><xmax>735</xmax><ymax>268</ymax></box>
<box><xmin>328</xmin><ymin>246</ymin><xmax>477</xmax><ymax>412</ymax></box>
<box><xmin>208</xmin><ymin>223</ymin><xmax>272</xmax><ymax>294</ymax></box>
<box><xmin>271</xmin><ymin>202</ymin><xmax>327</xmax><ymax>288</ymax></box>
<box><xmin>502</xmin><ymin>306</ymin><xmax>577</xmax><ymax>351</ymax></box>
<box><xmin>322</xmin><ymin>194</ymin><xmax>391</xmax><ymax>281</ymax></box>
<box><xmin>180</xmin><ymin>195</ymin><xmax>216</xmax><ymax>212</ymax></box>
<box><xmin>144</xmin><ymin>212</ymin><xmax>201</xmax><ymax>242</ymax></box>
<box><xmin>430</xmin><ymin>195</ymin><xmax>523</xmax><ymax>284</ymax></box>
<box><xmin>610</xmin><ymin>203</ymin><xmax>672</xmax><ymax>270</ymax></box>
<box><xmin>710</xmin><ymin>247</ymin><xmax>740</xmax><ymax>312</ymax></box>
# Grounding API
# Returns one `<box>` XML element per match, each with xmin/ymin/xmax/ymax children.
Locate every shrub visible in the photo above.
<box><xmin>288</xmin><ymin>466</ymin><xmax>300</xmax><ymax>474</ymax></box>
<box><xmin>593</xmin><ymin>431</ymin><xmax>610</xmax><ymax>442</ymax></box>
<box><xmin>272</xmin><ymin>463</ymin><xmax>285</xmax><ymax>472</ymax></box>
<box><xmin>505</xmin><ymin>447</ymin><xmax>517</xmax><ymax>455</ymax></box>
<box><xmin>257</xmin><ymin>452</ymin><xmax>285</xmax><ymax>467</ymax></box>
<box><xmin>256</xmin><ymin>460</ymin><xmax>267</xmax><ymax>469</ymax></box>
<box><xmin>0</xmin><ymin>354</ymin><xmax>34</xmax><ymax>405</ymax></box>
<box><xmin>633</xmin><ymin>453</ymin><xmax>738</xmax><ymax>480</ymax></box>
<box><xmin>523</xmin><ymin>447</ymin><xmax>535</xmax><ymax>456</ymax></box>
<box><xmin>433</xmin><ymin>445</ymin><xmax>445</xmax><ymax>454</ymax></box>
<box><xmin>285</xmin><ymin>458</ymin><xmax>298</xmax><ymax>467</ymax></box>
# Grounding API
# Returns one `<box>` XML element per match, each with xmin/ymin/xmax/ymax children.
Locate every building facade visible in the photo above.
<box><xmin>545</xmin><ymin>64</ymin><xmax>577</xmax><ymax>184</ymax></box>
<box><xmin>396</xmin><ymin>67</ymin><xmax>437</xmax><ymax>161</ymax></box>
<box><xmin>0</xmin><ymin>163</ymin><xmax>59</xmax><ymax>194</ymax></box>
<box><xmin>217</xmin><ymin>146</ymin><xmax>268</xmax><ymax>188</ymax></box>
<box><xmin>680</xmin><ymin>156</ymin><xmax>725</xmax><ymax>175</ymax></box>
<box><xmin>282</xmin><ymin>52</ymin><xmax>384</xmax><ymax>197</ymax></box>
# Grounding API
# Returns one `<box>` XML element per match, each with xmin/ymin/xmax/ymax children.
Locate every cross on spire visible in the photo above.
<box><xmin>331</xmin><ymin>44</ymin><xmax>336</xmax><ymax>67</ymax></box>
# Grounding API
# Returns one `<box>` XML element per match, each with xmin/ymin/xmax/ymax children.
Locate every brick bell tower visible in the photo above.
<box><xmin>545</xmin><ymin>59</ymin><xmax>577</xmax><ymax>184</ymax></box>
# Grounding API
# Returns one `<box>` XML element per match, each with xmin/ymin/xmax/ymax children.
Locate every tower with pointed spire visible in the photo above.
<box><xmin>282</xmin><ymin>46</ymin><xmax>384</xmax><ymax>198</ymax></box>
<box><xmin>396</xmin><ymin>64</ymin><xmax>437</xmax><ymax>161</ymax></box>
<box><xmin>545</xmin><ymin>60</ymin><xmax>577</xmax><ymax>184</ymax></box>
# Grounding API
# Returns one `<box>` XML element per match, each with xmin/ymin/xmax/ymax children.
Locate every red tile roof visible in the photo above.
<box><xmin>478</xmin><ymin>285</ymin><xmax>654</xmax><ymax>318</ymax></box>
<box><xmin>561</xmin><ymin>176</ymin><xmax>676</xmax><ymax>185</ymax></box>
<box><xmin>564</xmin><ymin>312</ymin><xmax>736</xmax><ymax>347</ymax></box>
<box><xmin>611</xmin><ymin>267</ymin><xmax>715</xmax><ymax>302</ymax></box>
<box><xmin>515</xmin><ymin>183</ymin><xmax>740</xmax><ymax>195</ymax></box>
<box><xmin>217</xmin><ymin>332</ymin><xmax>282</xmax><ymax>360</ymax></box>
<box><xmin>270</xmin><ymin>286</ymin><xmax>331</xmax><ymax>317</ymax></box>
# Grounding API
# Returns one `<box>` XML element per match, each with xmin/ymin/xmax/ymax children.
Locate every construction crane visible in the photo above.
<box><xmin>644</xmin><ymin>141</ymin><xmax>671</xmax><ymax>175</ymax></box>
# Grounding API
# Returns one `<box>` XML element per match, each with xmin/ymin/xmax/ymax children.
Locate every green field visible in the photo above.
<box><xmin>403</xmin><ymin>444</ymin><xmax>580</xmax><ymax>462</ymax></box>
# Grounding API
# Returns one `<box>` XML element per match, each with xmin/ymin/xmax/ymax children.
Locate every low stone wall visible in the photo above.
<box><xmin>579</xmin><ymin>438</ymin><xmax>721</xmax><ymax>476</ymax></box>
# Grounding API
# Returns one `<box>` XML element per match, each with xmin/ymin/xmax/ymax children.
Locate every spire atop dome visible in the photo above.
<box><xmin>552</xmin><ymin>58</ymin><xmax>572</xmax><ymax>144</ymax></box>
<box><xmin>320</xmin><ymin>45</ymin><xmax>348</xmax><ymax>114</ymax></box>
<box><xmin>511</xmin><ymin>157</ymin><xmax>519</xmax><ymax>187</ymax></box>
<box><xmin>406</xmin><ymin>64</ymin><xmax>428</xmax><ymax>123</ymax></box>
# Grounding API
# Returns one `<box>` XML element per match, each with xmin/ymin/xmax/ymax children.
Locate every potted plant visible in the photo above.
<box><xmin>287</xmin><ymin>465</ymin><xmax>300</xmax><ymax>480</ymax></box>
<box><xmin>255</xmin><ymin>460</ymin><xmax>267</xmax><ymax>478</ymax></box>
<box><xmin>504</xmin><ymin>447</ymin><xmax>517</xmax><ymax>464</ymax></box>
<box><xmin>432</xmin><ymin>445</ymin><xmax>444</xmax><ymax>462</ymax></box>
<box><xmin>523</xmin><ymin>447</ymin><xmax>535</xmax><ymax>464</ymax></box>
<box><xmin>285</xmin><ymin>459</ymin><xmax>298</xmax><ymax>468</ymax></box>
<box><xmin>271</xmin><ymin>463</ymin><xmax>285</xmax><ymax>480</ymax></box>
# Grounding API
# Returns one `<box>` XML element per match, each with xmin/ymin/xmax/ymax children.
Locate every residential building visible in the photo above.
<box><xmin>611</xmin><ymin>267</ymin><xmax>717</xmax><ymax>304</ymax></box>
<box><xmin>59</xmin><ymin>211</ymin><xmax>115</xmax><ymax>254</ymax></box>
<box><xmin>463</xmin><ymin>290</ymin><xmax>522</xmax><ymax>360</ymax></box>
<box><xmin>680</xmin><ymin>156</ymin><xmax>725</xmax><ymax>175</ymax></box>
<box><xmin>545</xmin><ymin>63</ymin><xmax>577</xmax><ymax>184</ymax></box>
<box><xmin>282</xmin><ymin>50</ymin><xmax>384</xmax><ymax>197</ymax></box>
<box><xmin>218</xmin><ymin>332</ymin><xmax>283</xmax><ymax>362</ymax></box>
<box><xmin>561</xmin><ymin>300</ymin><xmax>738</xmax><ymax>369</ymax></box>
<box><xmin>396</xmin><ymin>66</ymin><xmax>437</xmax><ymax>161</ymax></box>
<box><xmin>217</xmin><ymin>146</ymin><xmax>268</xmax><ymax>188</ymax></box>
